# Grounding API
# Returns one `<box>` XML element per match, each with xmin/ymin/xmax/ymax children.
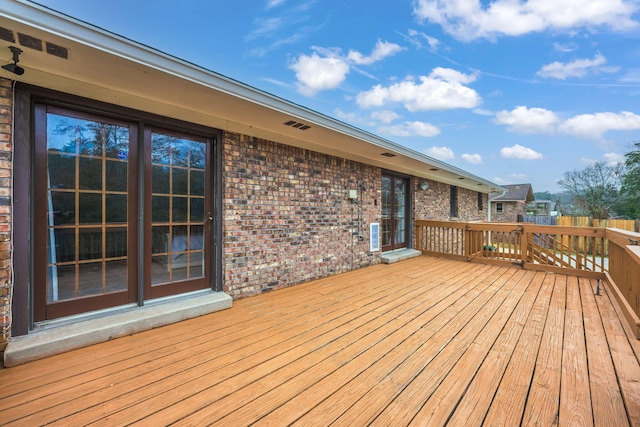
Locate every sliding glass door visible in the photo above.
<box><xmin>34</xmin><ymin>105</ymin><xmax>213</xmax><ymax>321</ymax></box>
<box><xmin>381</xmin><ymin>174</ymin><xmax>409</xmax><ymax>252</ymax></box>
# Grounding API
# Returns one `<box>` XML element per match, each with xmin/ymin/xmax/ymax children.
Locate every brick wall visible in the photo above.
<box><xmin>491</xmin><ymin>201</ymin><xmax>524</xmax><ymax>222</ymax></box>
<box><xmin>413</xmin><ymin>179</ymin><xmax>488</xmax><ymax>222</ymax></box>
<box><xmin>458</xmin><ymin>187</ymin><xmax>487</xmax><ymax>222</ymax></box>
<box><xmin>223</xmin><ymin>133</ymin><xmax>380</xmax><ymax>298</ymax></box>
<box><xmin>0</xmin><ymin>79</ymin><xmax>12</xmax><ymax>354</ymax></box>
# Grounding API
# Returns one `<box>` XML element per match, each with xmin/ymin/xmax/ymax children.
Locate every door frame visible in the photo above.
<box><xmin>13</xmin><ymin>84</ymin><xmax>224</xmax><ymax>329</ymax></box>
<box><xmin>381</xmin><ymin>171</ymin><xmax>413</xmax><ymax>252</ymax></box>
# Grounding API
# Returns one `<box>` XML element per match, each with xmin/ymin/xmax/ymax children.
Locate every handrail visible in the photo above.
<box><xmin>415</xmin><ymin>220</ymin><xmax>640</xmax><ymax>338</ymax></box>
<box><xmin>415</xmin><ymin>220</ymin><xmax>607</xmax><ymax>276</ymax></box>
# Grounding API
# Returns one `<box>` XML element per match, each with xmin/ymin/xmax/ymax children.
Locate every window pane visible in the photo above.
<box><xmin>50</xmin><ymin>191</ymin><xmax>75</xmax><ymax>225</ymax></box>
<box><xmin>79</xmin><ymin>193</ymin><xmax>102</xmax><ymax>224</ymax></box>
<box><xmin>106</xmin><ymin>194</ymin><xmax>128</xmax><ymax>223</ymax></box>
<box><xmin>46</xmin><ymin>111</ymin><xmax>130</xmax><ymax>303</ymax></box>
<box><xmin>50</xmin><ymin>228</ymin><xmax>74</xmax><ymax>263</ymax></box>
<box><xmin>79</xmin><ymin>157</ymin><xmax>102</xmax><ymax>190</ymax></box>
<box><xmin>190</xmin><ymin>198</ymin><xmax>204</xmax><ymax>222</ymax></box>
<box><xmin>105</xmin><ymin>160</ymin><xmax>127</xmax><ymax>192</ymax></box>
<box><xmin>79</xmin><ymin>228</ymin><xmax>102</xmax><ymax>260</ymax></box>
<box><xmin>48</xmin><ymin>153</ymin><xmax>75</xmax><ymax>189</ymax></box>
<box><xmin>152</xmin><ymin>165</ymin><xmax>170</xmax><ymax>194</ymax></box>
<box><xmin>172</xmin><ymin>196</ymin><xmax>188</xmax><ymax>222</ymax></box>
<box><xmin>105</xmin><ymin>228</ymin><xmax>127</xmax><ymax>258</ymax></box>
<box><xmin>172</xmin><ymin>168</ymin><xmax>188</xmax><ymax>195</ymax></box>
<box><xmin>152</xmin><ymin>196</ymin><xmax>170</xmax><ymax>222</ymax></box>
<box><xmin>190</xmin><ymin>170</ymin><xmax>205</xmax><ymax>196</ymax></box>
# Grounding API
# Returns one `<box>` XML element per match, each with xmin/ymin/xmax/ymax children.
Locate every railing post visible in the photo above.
<box><xmin>520</xmin><ymin>224</ymin><xmax>529</xmax><ymax>264</ymax></box>
<box><xmin>464</xmin><ymin>224</ymin><xmax>471</xmax><ymax>258</ymax></box>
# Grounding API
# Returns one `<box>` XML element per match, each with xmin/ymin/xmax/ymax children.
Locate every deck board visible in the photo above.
<box><xmin>1</xmin><ymin>256</ymin><xmax>639</xmax><ymax>426</ymax></box>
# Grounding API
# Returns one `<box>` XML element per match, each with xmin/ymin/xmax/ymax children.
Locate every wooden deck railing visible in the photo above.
<box><xmin>415</xmin><ymin>220</ymin><xmax>640</xmax><ymax>338</ymax></box>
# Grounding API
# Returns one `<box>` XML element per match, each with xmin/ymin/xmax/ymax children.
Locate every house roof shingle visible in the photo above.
<box><xmin>489</xmin><ymin>184</ymin><xmax>534</xmax><ymax>202</ymax></box>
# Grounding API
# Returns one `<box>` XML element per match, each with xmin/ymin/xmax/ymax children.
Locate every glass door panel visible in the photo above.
<box><xmin>35</xmin><ymin>107</ymin><xmax>137</xmax><ymax>320</ymax></box>
<box><xmin>394</xmin><ymin>178</ymin><xmax>406</xmax><ymax>246</ymax></box>
<box><xmin>381</xmin><ymin>174</ymin><xmax>408</xmax><ymax>251</ymax></box>
<box><xmin>147</xmin><ymin>131</ymin><xmax>210</xmax><ymax>298</ymax></box>
<box><xmin>381</xmin><ymin>176</ymin><xmax>392</xmax><ymax>248</ymax></box>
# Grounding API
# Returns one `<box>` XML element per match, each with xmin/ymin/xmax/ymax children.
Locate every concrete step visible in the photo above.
<box><xmin>381</xmin><ymin>248</ymin><xmax>422</xmax><ymax>264</ymax></box>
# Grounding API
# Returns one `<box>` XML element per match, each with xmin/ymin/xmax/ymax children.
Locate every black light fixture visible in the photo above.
<box><xmin>2</xmin><ymin>46</ymin><xmax>24</xmax><ymax>76</ymax></box>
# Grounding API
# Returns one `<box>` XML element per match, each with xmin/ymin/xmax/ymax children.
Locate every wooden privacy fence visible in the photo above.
<box><xmin>519</xmin><ymin>216</ymin><xmax>637</xmax><ymax>255</ymax></box>
<box><xmin>415</xmin><ymin>220</ymin><xmax>640</xmax><ymax>337</ymax></box>
<box><xmin>556</xmin><ymin>216</ymin><xmax>638</xmax><ymax>231</ymax></box>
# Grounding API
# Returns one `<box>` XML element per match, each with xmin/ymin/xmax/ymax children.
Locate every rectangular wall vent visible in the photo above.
<box><xmin>0</xmin><ymin>27</ymin><xmax>15</xmax><ymax>43</ymax></box>
<box><xmin>284</xmin><ymin>120</ymin><xmax>311</xmax><ymax>131</ymax></box>
<box><xmin>18</xmin><ymin>32</ymin><xmax>42</xmax><ymax>51</ymax></box>
<box><xmin>370</xmin><ymin>223</ymin><xmax>380</xmax><ymax>252</ymax></box>
<box><xmin>46</xmin><ymin>42</ymin><xmax>68</xmax><ymax>59</ymax></box>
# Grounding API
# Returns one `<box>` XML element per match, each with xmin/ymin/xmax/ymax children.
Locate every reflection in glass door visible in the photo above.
<box><xmin>146</xmin><ymin>130</ymin><xmax>211</xmax><ymax>298</ymax></box>
<box><xmin>381</xmin><ymin>174</ymin><xmax>408</xmax><ymax>251</ymax></box>
<box><xmin>34</xmin><ymin>107</ymin><xmax>137</xmax><ymax>320</ymax></box>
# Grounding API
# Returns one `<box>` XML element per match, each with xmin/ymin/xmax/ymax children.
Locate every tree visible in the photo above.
<box><xmin>616</xmin><ymin>141</ymin><xmax>640</xmax><ymax>219</ymax></box>
<box><xmin>558</xmin><ymin>161</ymin><xmax>624</xmax><ymax>219</ymax></box>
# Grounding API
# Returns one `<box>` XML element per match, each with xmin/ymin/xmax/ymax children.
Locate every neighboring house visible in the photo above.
<box><xmin>0</xmin><ymin>2</ymin><xmax>503</xmax><ymax>365</ymax></box>
<box><xmin>526</xmin><ymin>200</ymin><xmax>553</xmax><ymax>216</ymax></box>
<box><xmin>489</xmin><ymin>184</ymin><xmax>534</xmax><ymax>222</ymax></box>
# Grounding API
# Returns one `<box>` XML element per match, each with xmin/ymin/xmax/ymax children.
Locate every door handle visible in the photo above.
<box><xmin>207</xmin><ymin>212</ymin><xmax>213</xmax><ymax>230</ymax></box>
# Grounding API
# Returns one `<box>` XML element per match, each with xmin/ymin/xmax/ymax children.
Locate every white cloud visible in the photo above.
<box><xmin>494</xmin><ymin>106</ymin><xmax>640</xmax><ymax>140</ymax></box>
<box><xmin>621</xmin><ymin>69</ymin><xmax>640</xmax><ymax>82</ymax></box>
<box><xmin>537</xmin><ymin>54</ymin><xmax>618</xmax><ymax>80</ymax></box>
<box><xmin>603</xmin><ymin>152</ymin><xmax>625</xmax><ymax>165</ymax></box>
<box><xmin>333</xmin><ymin>108</ymin><xmax>371</xmax><ymax>126</ymax></box>
<box><xmin>371</xmin><ymin>110</ymin><xmax>401</xmax><ymax>123</ymax></box>
<box><xmin>500</xmin><ymin>144</ymin><xmax>543</xmax><ymax>160</ymax></box>
<box><xmin>559</xmin><ymin>111</ymin><xmax>640</xmax><ymax>139</ymax></box>
<box><xmin>407</xmin><ymin>29</ymin><xmax>441</xmax><ymax>51</ymax></box>
<box><xmin>347</xmin><ymin>40</ymin><xmax>404</xmax><ymax>65</ymax></box>
<box><xmin>425</xmin><ymin>146</ymin><xmax>455</xmax><ymax>160</ymax></box>
<box><xmin>291</xmin><ymin>40</ymin><xmax>403</xmax><ymax>96</ymax></box>
<box><xmin>266</xmin><ymin>0</ymin><xmax>287</xmax><ymax>8</ymax></box>
<box><xmin>413</xmin><ymin>0</ymin><xmax>639</xmax><ymax>41</ymax></box>
<box><xmin>473</xmin><ymin>108</ymin><xmax>494</xmax><ymax>116</ymax></box>
<box><xmin>494</xmin><ymin>106</ymin><xmax>559</xmax><ymax>133</ymax></box>
<box><xmin>356</xmin><ymin>67</ymin><xmax>481</xmax><ymax>111</ymax></box>
<box><xmin>290</xmin><ymin>50</ymin><xmax>350</xmax><ymax>96</ymax></box>
<box><xmin>554</xmin><ymin>42</ymin><xmax>578</xmax><ymax>53</ymax></box>
<box><xmin>461</xmin><ymin>153</ymin><xmax>483</xmax><ymax>164</ymax></box>
<box><xmin>379</xmin><ymin>121</ymin><xmax>441</xmax><ymax>137</ymax></box>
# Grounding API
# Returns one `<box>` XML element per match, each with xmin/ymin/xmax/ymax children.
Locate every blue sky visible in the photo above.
<box><xmin>35</xmin><ymin>0</ymin><xmax>640</xmax><ymax>192</ymax></box>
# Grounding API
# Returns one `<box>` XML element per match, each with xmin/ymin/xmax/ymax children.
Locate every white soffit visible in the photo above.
<box><xmin>0</xmin><ymin>0</ymin><xmax>504</xmax><ymax>193</ymax></box>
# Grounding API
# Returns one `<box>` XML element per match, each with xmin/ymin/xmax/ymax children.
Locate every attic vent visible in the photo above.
<box><xmin>0</xmin><ymin>29</ymin><xmax>69</xmax><ymax>59</ymax></box>
<box><xmin>18</xmin><ymin>33</ymin><xmax>42</xmax><ymax>51</ymax></box>
<box><xmin>429</xmin><ymin>168</ymin><xmax>439</xmax><ymax>171</ymax></box>
<box><xmin>381</xmin><ymin>152</ymin><xmax>396</xmax><ymax>157</ymax></box>
<box><xmin>46</xmin><ymin>42</ymin><xmax>68</xmax><ymax>59</ymax></box>
<box><xmin>458</xmin><ymin>177</ymin><xmax>465</xmax><ymax>180</ymax></box>
<box><xmin>284</xmin><ymin>120</ymin><xmax>311</xmax><ymax>131</ymax></box>
<box><xmin>0</xmin><ymin>27</ymin><xmax>15</xmax><ymax>43</ymax></box>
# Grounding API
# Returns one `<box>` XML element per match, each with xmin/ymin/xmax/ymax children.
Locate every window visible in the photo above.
<box><xmin>496</xmin><ymin>202</ymin><xmax>503</xmax><ymax>213</ymax></box>
<box><xmin>478</xmin><ymin>193</ymin><xmax>483</xmax><ymax>211</ymax></box>
<box><xmin>450</xmin><ymin>186</ymin><xmax>458</xmax><ymax>218</ymax></box>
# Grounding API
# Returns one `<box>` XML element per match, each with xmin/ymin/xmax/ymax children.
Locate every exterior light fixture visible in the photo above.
<box><xmin>2</xmin><ymin>46</ymin><xmax>24</xmax><ymax>76</ymax></box>
<box><xmin>420</xmin><ymin>181</ymin><xmax>429</xmax><ymax>191</ymax></box>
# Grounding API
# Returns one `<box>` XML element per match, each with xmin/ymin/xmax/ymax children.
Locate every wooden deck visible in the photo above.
<box><xmin>2</xmin><ymin>256</ymin><xmax>640</xmax><ymax>426</ymax></box>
